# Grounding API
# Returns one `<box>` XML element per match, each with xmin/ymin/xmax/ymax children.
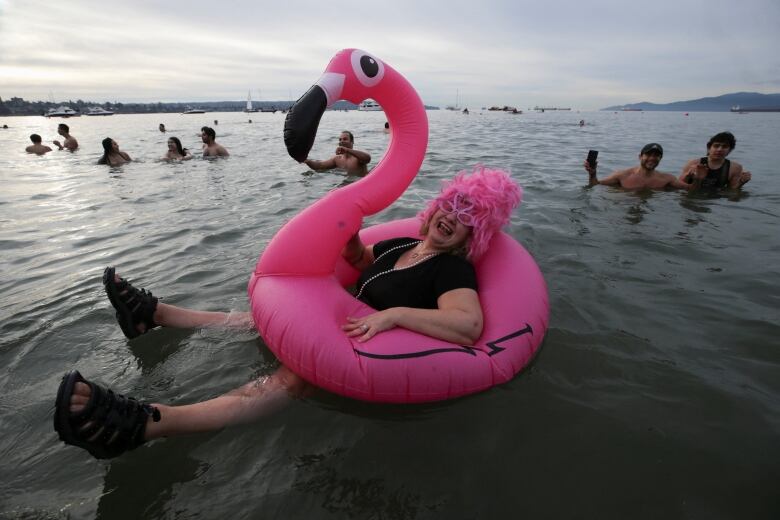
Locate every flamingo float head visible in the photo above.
<box><xmin>284</xmin><ymin>49</ymin><xmax>425</xmax><ymax>165</ymax></box>
<box><xmin>257</xmin><ymin>50</ymin><xmax>427</xmax><ymax>277</ymax></box>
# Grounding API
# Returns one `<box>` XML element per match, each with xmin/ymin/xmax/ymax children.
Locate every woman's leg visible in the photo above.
<box><xmin>107</xmin><ymin>268</ymin><xmax>254</xmax><ymax>334</ymax></box>
<box><xmin>67</xmin><ymin>365</ymin><xmax>307</xmax><ymax>442</ymax></box>
<box><xmin>153</xmin><ymin>303</ymin><xmax>254</xmax><ymax>331</ymax></box>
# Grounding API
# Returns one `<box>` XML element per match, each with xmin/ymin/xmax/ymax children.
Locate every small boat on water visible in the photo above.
<box><xmin>488</xmin><ymin>106</ymin><xmax>521</xmax><ymax>113</ymax></box>
<box><xmin>85</xmin><ymin>106</ymin><xmax>114</xmax><ymax>116</ymax></box>
<box><xmin>182</xmin><ymin>106</ymin><xmax>206</xmax><ymax>114</ymax></box>
<box><xmin>357</xmin><ymin>99</ymin><xmax>383</xmax><ymax>111</ymax></box>
<box><xmin>245</xmin><ymin>91</ymin><xmax>259</xmax><ymax>113</ymax></box>
<box><xmin>45</xmin><ymin>106</ymin><xmax>81</xmax><ymax>118</ymax></box>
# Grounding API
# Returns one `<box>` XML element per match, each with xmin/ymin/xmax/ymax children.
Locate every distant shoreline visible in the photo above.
<box><xmin>601</xmin><ymin>91</ymin><xmax>780</xmax><ymax>112</ymax></box>
<box><xmin>0</xmin><ymin>96</ymin><xmax>415</xmax><ymax>117</ymax></box>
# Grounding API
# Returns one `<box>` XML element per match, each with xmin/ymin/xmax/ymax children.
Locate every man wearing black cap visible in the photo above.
<box><xmin>584</xmin><ymin>143</ymin><xmax>693</xmax><ymax>190</ymax></box>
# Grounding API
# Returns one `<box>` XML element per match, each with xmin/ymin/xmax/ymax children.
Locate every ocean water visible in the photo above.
<box><xmin>0</xmin><ymin>109</ymin><xmax>778</xmax><ymax>519</ymax></box>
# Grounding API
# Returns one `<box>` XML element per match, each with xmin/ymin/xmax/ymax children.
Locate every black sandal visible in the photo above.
<box><xmin>103</xmin><ymin>266</ymin><xmax>159</xmax><ymax>339</ymax></box>
<box><xmin>53</xmin><ymin>370</ymin><xmax>161</xmax><ymax>459</ymax></box>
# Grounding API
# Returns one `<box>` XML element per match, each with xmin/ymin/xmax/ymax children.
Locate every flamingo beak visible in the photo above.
<box><xmin>284</xmin><ymin>72</ymin><xmax>345</xmax><ymax>163</ymax></box>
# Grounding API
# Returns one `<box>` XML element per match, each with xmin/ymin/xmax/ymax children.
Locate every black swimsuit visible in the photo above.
<box><xmin>355</xmin><ymin>238</ymin><xmax>478</xmax><ymax>311</ymax></box>
<box><xmin>700</xmin><ymin>158</ymin><xmax>731</xmax><ymax>189</ymax></box>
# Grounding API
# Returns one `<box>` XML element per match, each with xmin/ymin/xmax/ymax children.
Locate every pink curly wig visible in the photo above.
<box><xmin>418</xmin><ymin>165</ymin><xmax>522</xmax><ymax>261</ymax></box>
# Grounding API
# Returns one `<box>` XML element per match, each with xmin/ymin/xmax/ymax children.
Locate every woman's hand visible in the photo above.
<box><xmin>342</xmin><ymin>233</ymin><xmax>374</xmax><ymax>271</ymax></box>
<box><xmin>343</xmin><ymin>310</ymin><xmax>400</xmax><ymax>342</ymax></box>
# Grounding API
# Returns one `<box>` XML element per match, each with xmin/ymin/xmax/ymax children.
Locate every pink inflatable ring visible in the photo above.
<box><xmin>248</xmin><ymin>49</ymin><xmax>549</xmax><ymax>403</ymax></box>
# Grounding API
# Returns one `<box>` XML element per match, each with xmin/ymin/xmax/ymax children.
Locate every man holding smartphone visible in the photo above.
<box><xmin>678</xmin><ymin>132</ymin><xmax>751</xmax><ymax>190</ymax></box>
<box><xmin>584</xmin><ymin>143</ymin><xmax>694</xmax><ymax>190</ymax></box>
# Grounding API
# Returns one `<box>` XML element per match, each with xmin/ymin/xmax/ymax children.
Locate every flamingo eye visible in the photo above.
<box><xmin>360</xmin><ymin>56</ymin><xmax>379</xmax><ymax>77</ymax></box>
<box><xmin>350</xmin><ymin>50</ymin><xmax>384</xmax><ymax>87</ymax></box>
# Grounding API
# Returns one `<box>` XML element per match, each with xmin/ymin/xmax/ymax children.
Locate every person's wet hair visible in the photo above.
<box><xmin>30</xmin><ymin>134</ymin><xmax>42</xmax><ymax>143</ymax></box>
<box><xmin>201</xmin><ymin>126</ymin><xmax>216</xmax><ymax>140</ymax></box>
<box><xmin>707</xmin><ymin>131</ymin><xmax>736</xmax><ymax>150</ymax></box>
<box><xmin>341</xmin><ymin>130</ymin><xmax>354</xmax><ymax>142</ymax></box>
<box><xmin>98</xmin><ymin>137</ymin><xmax>113</xmax><ymax>164</ymax></box>
<box><xmin>58</xmin><ymin>123</ymin><xmax>69</xmax><ymax>133</ymax></box>
<box><xmin>169</xmin><ymin>136</ymin><xmax>187</xmax><ymax>156</ymax></box>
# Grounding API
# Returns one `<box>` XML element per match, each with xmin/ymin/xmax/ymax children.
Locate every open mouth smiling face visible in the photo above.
<box><xmin>429</xmin><ymin>201</ymin><xmax>473</xmax><ymax>249</ymax></box>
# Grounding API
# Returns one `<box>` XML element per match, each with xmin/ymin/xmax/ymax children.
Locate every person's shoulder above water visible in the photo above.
<box><xmin>200</xmin><ymin>126</ymin><xmax>229</xmax><ymax>157</ymax></box>
<box><xmin>97</xmin><ymin>137</ymin><xmax>131</xmax><ymax>166</ymax></box>
<box><xmin>202</xmin><ymin>144</ymin><xmax>229</xmax><ymax>157</ymax></box>
<box><xmin>26</xmin><ymin>134</ymin><xmax>52</xmax><ymax>155</ymax></box>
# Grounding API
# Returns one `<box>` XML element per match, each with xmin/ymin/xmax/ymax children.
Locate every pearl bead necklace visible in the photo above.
<box><xmin>355</xmin><ymin>240</ymin><xmax>439</xmax><ymax>299</ymax></box>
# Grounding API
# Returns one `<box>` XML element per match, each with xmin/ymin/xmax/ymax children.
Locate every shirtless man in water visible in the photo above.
<box><xmin>584</xmin><ymin>143</ymin><xmax>693</xmax><ymax>190</ymax></box>
<box><xmin>53</xmin><ymin>123</ymin><xmax>78</xmax><ymax>151</ymax></box>
<box><xmin>201</xmin><ymin>126</ymin><xmax>229</xmax><ymax>157</ymax></box>
<box><xmin>26</xmin><ymin>134</ymin><xmax>52</xmax><ymax>155</ymax></box>
<box><xmin>305</xmin><ymin>130</ymin><xmax>371</xmax><ymax>176</ymax></box>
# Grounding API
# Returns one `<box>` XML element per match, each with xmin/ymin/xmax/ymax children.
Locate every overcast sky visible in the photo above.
<box><xmin>1</xmin><ymin>0</ymin><xmax>778</xmax><ymax>110</ymax></box>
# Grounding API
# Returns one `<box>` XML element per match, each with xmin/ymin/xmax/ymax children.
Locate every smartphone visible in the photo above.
<box><xmin>586</xmin><ymin>150</ymin><xmax>599</xmax><ymax>168</ymax></box>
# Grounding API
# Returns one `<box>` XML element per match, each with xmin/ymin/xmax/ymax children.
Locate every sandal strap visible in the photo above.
<box><xmin>115</xmin><ymin>277</ymin><xmax>159</xmax><ymax>330</ymax></box>
<box><xmin>60</xmin><ymin>371</ymin><xmax>161</xmax><ymax>459</ymax></box>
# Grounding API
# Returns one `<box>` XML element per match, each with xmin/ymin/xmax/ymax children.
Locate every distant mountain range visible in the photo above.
<box><xmin>602</xmin><ymin>92</ymin><xmax>780</xmax><ymax>112</ymax></box>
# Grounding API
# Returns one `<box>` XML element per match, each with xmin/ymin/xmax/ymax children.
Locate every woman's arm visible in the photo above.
<box><xmin>341</xmin><ymin>233</ymin><xmax>375</xmax><ymax>272</ymax></box>
<box><xmin>343</xmin><ymin>288</ymin><xmax>483</xmax><ymax>345</ymax></box>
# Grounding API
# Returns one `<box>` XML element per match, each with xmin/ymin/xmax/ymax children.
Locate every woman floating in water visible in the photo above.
<box><xmin>53</xmin><ymin>166</ymin><xmax>521</xmax><ymax>459</ymax></box>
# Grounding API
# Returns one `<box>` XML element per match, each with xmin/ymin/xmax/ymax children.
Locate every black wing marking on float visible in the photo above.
<box><xmin>353</xmin><ymin>323</ymin><xmax>533</xmax><ymax>360</ymax></box>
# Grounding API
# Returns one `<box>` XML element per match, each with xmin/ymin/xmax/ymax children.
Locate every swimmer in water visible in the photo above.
<box><xmin>53</xmin><ymin>123</ymin><xmax>78</xmax><ymax>151</ymax></box>
<box><xmin>162</xmin><ymin>136</ymin><xmax>192</xmax><ymax>161</ymax></box>
<box><xmin>26</xmin><ymin>134</ymin><xmax>53</xmax><ymax>155</ymax></box>
<box><xmin>584</xmin><ymin>143</ymin><xmax>695</xmax><ymax>190</ymax></box>
<box><xmin>304</xmin><ymin>130</ymin><xmax>371</xmax><ymax>176</ymax></box>
<box><xmin>679</xmin><ymin>131</ymin><xmax>751</xmax><ymax>191</ymax></box>
<box><xmin>200</xmin><ymin>126</ymin><xmax>229</xmax><ymax>157</ymax></box>
<box><xmin>97</xmin><ymin>137</ymin><xmax>131</xmax><ymax>166</ymax></box>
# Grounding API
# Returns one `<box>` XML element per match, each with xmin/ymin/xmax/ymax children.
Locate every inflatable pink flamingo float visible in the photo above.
<box><xmin>248</xmin><ymin>49</ymin><xmax>548</xmax><ymax>403</ymax></box>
